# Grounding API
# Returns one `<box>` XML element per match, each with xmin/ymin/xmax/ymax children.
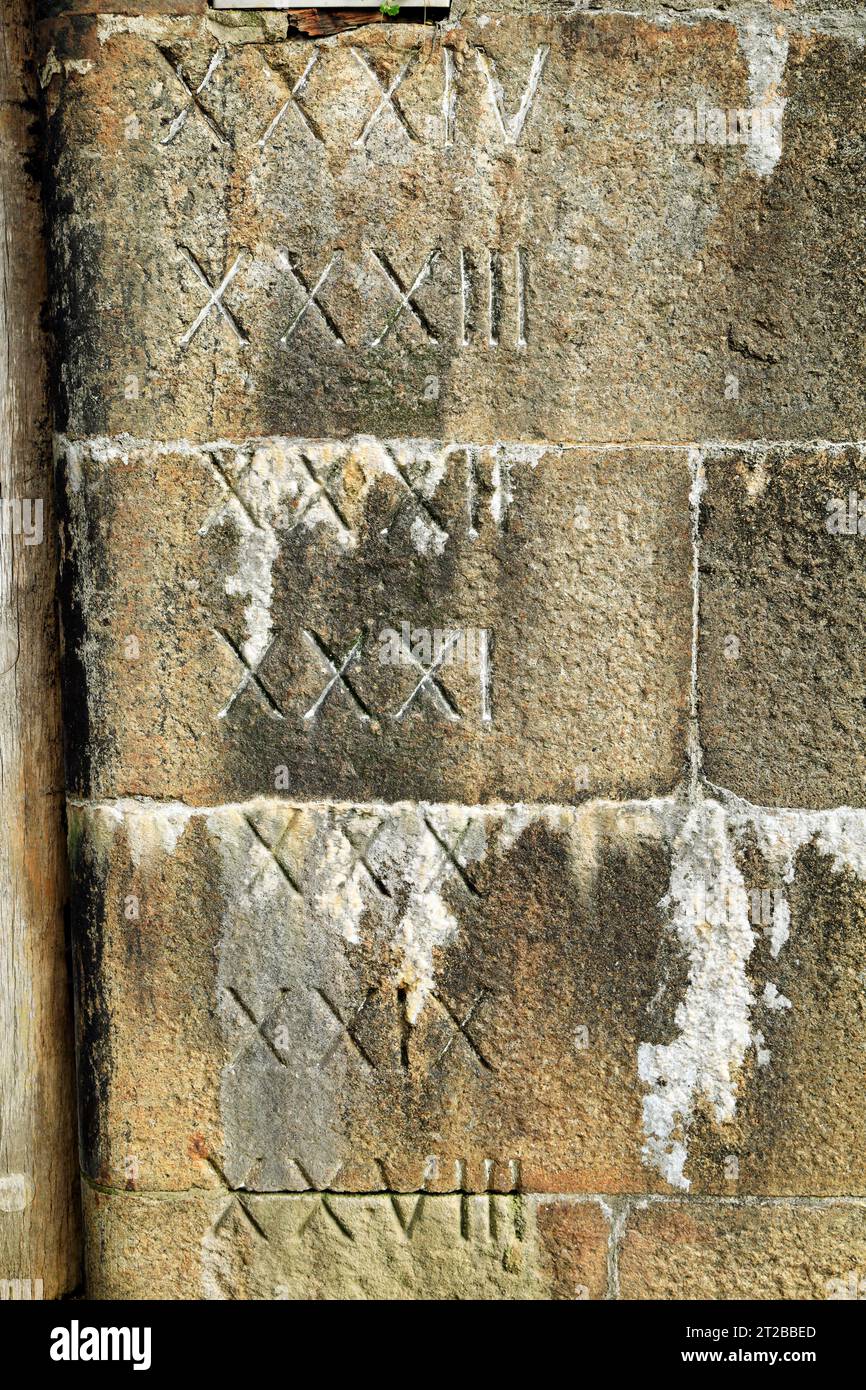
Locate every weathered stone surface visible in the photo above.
<box><xmin>614</xmin><ymin>795</ymin><xmax>866</xmax><ymax>1199</ymax></box>
<box><xmin>619</xmin><ymin>1198</ymin><xmax>866</xmax><ymax>1300</ymax></box>
<box><xmin>69</xmin><ymin>797</ymin><xmax>682</xmax><ymax>1194</ymax></box>
<box><xmin>41</xmin><ymin>13</ymin><xmax>866</xmax><ymax>443</ymax></box>
<box><xmin>69</xmin><ymin>792</ymin><xmax>866</xmax><ymax>1200</ymax></box>
<box><xmin>59</xmin><ymin>438</ymin><xmax>692</xmax><ymax>802</ymax></box>
<box><xmin>42</xmin><ymin>0</ymin><xmax>866</xmax><ymax>1301</ymax></box>
<box><xmin>722</xmin><ymin>810</ymin><xmax>866</xmax><ymax>1196</ymax></box>
<box><xmin>82</xmin><ymin>1185</ymin><xmax>611</xmax><ymax>1299</ymax></box>
<box><xmin>700</xmin><ymin>445</ymin><xmax>866</xmax><ymax>809</ymax></box>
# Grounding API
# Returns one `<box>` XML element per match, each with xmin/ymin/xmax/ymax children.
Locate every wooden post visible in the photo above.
<box><xmin>0</xmin><ymin>0</ymin><xmax>80</xmax><ymax>1299</ymax></box>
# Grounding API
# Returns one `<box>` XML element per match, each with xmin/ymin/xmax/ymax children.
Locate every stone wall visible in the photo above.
<box><xmin>40</xmin><ymin>0</ymin><xmax>866</xmax><ymax>1297</ymax></box>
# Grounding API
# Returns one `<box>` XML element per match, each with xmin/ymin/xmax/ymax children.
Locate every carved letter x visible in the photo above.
<box><xmin>392</xmin><ymin>633</ymin><xmax>460</xmax><ymax>723</ymax></box>
<box><xmin>302</xmin><ymin>631</ymin><xmax>371</xmax><ymax>723</ymax></box>
<box><xmin>226</xmin><ymin>986</ymin><xmax>289</xmax><ymax>1068</ymax></box>
<box><xmin>244</xmin><ymin>813</ymin><xmax>302</xmax><ymax>897</ymax></box>
<box><xmin>367</xmin><ymin>249</ymin><xmax>439</xmax><ymax>347</ymax></box>
<box><xmin>431</xmin><ymin>990</ymin><xmax>493</xmax><ymax>1072</ymax></box>
<box><xmin>258</xmin><ymin>53</ymin><xmax>322</xmax><ymax>147</ymax></box>
<box><xmin>214</xmin><ymin>629</ymin><xmax>284</xmax><ymax>720</ymax></box>
<box><xmin>352</xmin><ymin>48</ymin><xmax>417</xmax><ymax>146</ymax></box>
<box><xmin>422</xmin><ymin>816</ymin><xmax>481</xmax><ymax>897</ymax></box>
<box><xmin>316</xmin><ymin>988</ymin><xmax>377</xmax><ymax>1070</ymax></box>
<box><xmin>159</xmin><ymin>46</ymin><xmax>228</xmax><ymax>148</ymax></box>
<box><xmin>178</xmin><ymin>246</ymin><xmax>248</xmax><ymax>348</ymax></box>
<box><xmin>335</xmin><ymin>817</ymin><xmax>392</xmax><ymax>901</ymax></box>
<box><xmin>279</xmin><ymin>252</ymin><xmax>344</xmax><ymax>346</ymax></box>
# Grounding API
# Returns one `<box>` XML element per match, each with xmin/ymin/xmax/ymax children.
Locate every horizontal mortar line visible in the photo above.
<box><xmin>67</xmin><ymin>794</ymin><xmax>686</xmax><ymax>814</ymax></box>
<box><xmin>67</xmin><ymin>787</ymin><xmax>866</xmax><ymax>821</ymax></box>
<box><xmin>54</xmin><ymin>433</ymin><xmax>866</xmax><ymax>457</ymax></box>
<box><xmin>80</xmin><ymin>1176</ymin><xmax>866</xmax><ymax>1206</ymax></box>
<box><xmin>45</xmin><ymin>8</ymin><xmax>866</xmax><ymax>40</ymax></box>
<box><xmin>603</xmin><ymin>4</ymin><xmax>866</xmax><ymax>28</ymax></box>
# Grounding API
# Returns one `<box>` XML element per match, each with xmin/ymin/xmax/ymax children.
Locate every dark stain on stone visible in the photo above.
<box><xmin>68</xmin><ymin>826</ymin><xmax>113</xmax><ymax>1184</ymax></box>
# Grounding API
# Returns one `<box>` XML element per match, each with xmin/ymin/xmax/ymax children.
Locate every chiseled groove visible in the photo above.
<box><xmin>81</xmin><ymin>1174</ymin><xmax>866</xmax><ymax>1206</ymax></box>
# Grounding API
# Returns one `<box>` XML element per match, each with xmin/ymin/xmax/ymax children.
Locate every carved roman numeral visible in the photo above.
<box><xmin>367</xmin><ymin>248</ymin><xmax>440</xmax><ymax>347</ymax></box>
<box><xmin>352</xmin><ymin>48</ymin><xmax>418</xmax><ymax>146</ymax></box>
<box><xmin>158</xmin><ymin>45</ymin><xmax>228</xmax><ymax>148</ymax></box>
<box><xmin>475</xmin><ymin>44</ymin><xmax>550</xmax><ymax>145</ymax></box>
<box><xmin>278</xmin><ymin>251</ymin><xmax>344</xmax><ymax>346</ymax></box>
<box><xmin>178</xmin><ymin>246</ymin><xmax>248</xmax><ymax>349</ymax></box>
<box><xmin>258</xmin><ymin>53</ymin><xmax>323</xmax><ymax>148</ymax></box>
<box><xmin>459</xmin><ymin>247</ymin><xmax>530</xmax><ymax>349</ymax></box>
<box><xmin>214</xmin><ymin>629</ymin><xmax>284</xmax><ymax>721</ymax></box>
<box><xmin>225</xmin><ymin>985</ymin><xmax>290</xmax><ymax>1069</ymax></box>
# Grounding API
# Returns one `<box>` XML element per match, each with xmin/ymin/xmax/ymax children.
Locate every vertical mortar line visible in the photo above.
<box><xmin>604</xmin><ymin>1196</ymin><xmax>629</xmax><ymax>1299</ymax></box>
<box><xmin>687</xmin><ymin>447</ymin><xmax>706</xmax><ymax>801</ymax></box>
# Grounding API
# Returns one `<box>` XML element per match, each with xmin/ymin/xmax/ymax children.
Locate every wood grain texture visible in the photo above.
<box><xmin>0</xmin><ymin>0</ymin><xmax>80</xmax><ymax>1298</ymax></box>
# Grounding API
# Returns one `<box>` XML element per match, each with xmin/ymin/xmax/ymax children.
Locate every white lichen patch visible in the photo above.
<box><xmin>726</xmin><ymin>799</ymin><xmax>866</xmax><ymax>884</ymax></box>
<box><xmin>637</xmin><ymin>791</ymin><xmax>866</xmax><ymax>1189</ymax></box>
<box><xmin>38</xmin><ymin>50</ymin><xmax>94</xmax><ymax>87</ymax></box>
<box><xmin>638</xmin><ymin>795</ymin><xmax>756</xmax><ymax>1191</ymax></box>
<box><xmin>95</xmin><ymin>14</ymin><xmax>188</xmax><ymax>45</ymax></box>
<box><xmin>736</xmin><ymin>21</ymin><xmax>788</xmax><ymax>178</ymax></box>
<box><xmin>742</xmin><ymin>452</ymin><xmax>770</xmax><ymax>502</ymax></box>
<box><xmin>489</xmin><ymin>444</ymin><xmax>544</xmax><ymax>528</ymax></box>
<box><xmin>389</xmin><ymin>809</ymin><xmax>488</xmax><ymax>1023</ymax></box>
<box><xmin>753</xmin><ymin>1030</ymin><xmax>771</xmax><ymax>1068</ymax></box>
<box><xmin>761</xmin><ymin>981</ymin><xmax>792</xmax><ymax>1012</ymax></box>
<box><xmin>768</xmin><ymin>894</ymin><xmax>790</xmax><ymax>959</ymax></box>
<box><xmin>69</xmin><ymin>797</ymin><xmax>196</xmax><ymax>869</ymax></box>
<box><xmin>409</xmin><ymin>513</ymin><xmax>445</xmax><ymax>557</ymax></box>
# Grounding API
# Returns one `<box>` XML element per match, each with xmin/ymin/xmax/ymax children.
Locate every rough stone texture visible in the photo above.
<box><xmin>82</xmin><ymin>1185</ymin><xmax>612</xmax><ymax>1299</ymax></box>
<box><xmin>41</xmin><ymin>2</ymin><xmax>866</xmax><ymax>1300</ymax></box>
<box><xmin>619</xmin><ymin>1199</ymin><xmax>866</xmax><ymax>1300</ymax></box>
<box><xmin>40</xmin><ymin>12</ymin><xmax>866</xmax><ymax>444</ymax></box>
<box><xmin>84</xmin><ymin>1185</ymin><xmax>866</xmax><ymax>1300</ymax></box>
<box><xmin>58</xmin><ymin>438</ymin><xmax>692</xmax><ymax>802</ymax></box>
<box><xmin>700</xmin><ymin>445</ymin><xmax>866</xmax><ymax>809</ymax></box>
<box><xmin>69</xmin><ymin>792</ymin><xmax>866</xmax><ymax>1204</ymax></box>
<box><xmin>69</xmin><ymin>797</ymin><xmax>683</xmax><ymax>1194</ymax></box>
<box><xmin>726</xmin><ymin>816</ymin><xmax>866</xmax><ymax>1196</ymax></box>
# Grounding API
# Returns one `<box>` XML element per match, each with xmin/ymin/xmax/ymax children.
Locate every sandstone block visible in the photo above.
<box><xmin>59</xmin><ymin>438</ymin><xmax>692</xmax><ymax>802</ymax></box>
<box><xmin>82</xmin><ymin>1185</ymin><xmax>612</xmax><ymax>1300</ymax></box>
<box><xmin>699</xmin><ymin>445</ymin><xmax>866</xmax><ymax>809</ymax></box>
<box><xmin>69</xmin><ymin>793</ymin><xmax>866</xmax><ymax>1200</ymax></box>
<box><xmin>41</xmin><ymin>14</ymin><xmax>866</xmax><ymax>443</ymax></box>
<box><xmin>619</xmin><ymin>1198</ymin><xmax>866</xmax><ymax>1300</ymax></box>
<box><xmin>718</xmin><ymin>808</ymin><xmax>866</xmax><ymax>1196</ymax></box>
<box><xmin>69</xmin><ymin>797</ymin><xmax>681</xmax><ymax>1194</ymax></box>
